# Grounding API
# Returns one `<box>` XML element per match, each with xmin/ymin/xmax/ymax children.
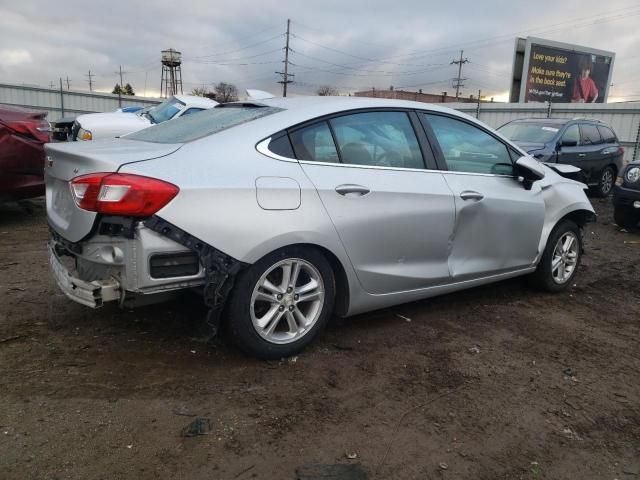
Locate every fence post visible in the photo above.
<box><xmin>59</xmin><ymin>78</ymin><xmax>65</xmax><ymax>117</ymax></box>
<box><xmin>634</xmin><ymin>119</ymin><xmax>640</xmax><ymax>161</ymax></box>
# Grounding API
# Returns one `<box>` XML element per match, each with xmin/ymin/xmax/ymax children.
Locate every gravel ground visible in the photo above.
<box><xmin>0</xmin><ymin>197</ymin><xmax>639</xmax><ymax>480</ymax></box>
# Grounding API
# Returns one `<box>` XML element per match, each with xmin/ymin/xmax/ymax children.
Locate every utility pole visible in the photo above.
<box><xmin>451</xmin><ymin>50</ymin><xmax>469</xmax><ymax>99</ymax></box>
<box><xmin>115</xmin><ymin>65</ymin><xmax>127</xmax><ymax>107</ymax></box>
<box><xmin>476</xmin><ymin>89</ymin><xmax>482</xmax><ymax>118</ymax></box>
<box><xmin>86</xmin><ymin>70</ymin><xmax>95</xmax><ymax>91</ymax></box>
<box><xmin>65</xmin><ymin>76</ymin><xmax>71</xmax><ymax>90</ymax></box>
<box><xmin>59</xmin><ymin>78</ymin><xmax>65</xmax><ymax>117</ymax></box>
<box><xmin>276</xmin><ymin>19</ymin><xmax>294</xmax><ymax>97</ymax></box>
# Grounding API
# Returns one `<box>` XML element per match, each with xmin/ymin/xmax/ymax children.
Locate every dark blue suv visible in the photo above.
<box><xmin>498</xmin><ymin>118</ymin><xmax>624</xmax><ymax>197</ymax></box>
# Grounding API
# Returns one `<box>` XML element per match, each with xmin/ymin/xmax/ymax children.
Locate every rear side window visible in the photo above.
<box><xmin>290</xmin><ymin>122</ymin><xmax>340</xmax><ymax>163</ymax></box>
<box><xmin>329</xmin><ymin>111</ymin><xmax>424</xmax><ymax>169</ymax></box>
<box><xmin>580</xmin><ymin>124</ymin><xmax>602</xmax><ymax>145</ymax></box>
<box><xmin>597</xmin><ymin>125</ymin><xmax>616</xmax><ymax>143</ymax></box>
<box><xmin>127</xmin><ymin>106</ymin><xmax>283</xmax><ymax>144</ymax></box>
<box><xmin>422</xmin><ymin>114</ymin><xmax>513</xmax><ymax>175</ymax></box>
<box><xmin>268</xmin><ymin>134</ymin><xmax>295</xmax><ymax>158</ymax></box>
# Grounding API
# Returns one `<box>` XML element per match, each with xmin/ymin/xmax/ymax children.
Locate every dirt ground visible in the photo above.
<box><xmin>0</xmin><ymin>197</ymin><xmax>639</xmax><ymax>480</ymax></box>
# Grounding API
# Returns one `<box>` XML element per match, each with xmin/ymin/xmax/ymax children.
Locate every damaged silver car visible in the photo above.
<box><xmin>46</xmin><ymin>96</ymin><xmax>595</xmax><ymax>358</ymax></box>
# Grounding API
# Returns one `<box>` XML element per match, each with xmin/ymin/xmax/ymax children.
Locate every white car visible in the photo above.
<box><xmin>72</xmin><ymin>95</ymin><xmax>218</xmax><ymax>141</ymax></box>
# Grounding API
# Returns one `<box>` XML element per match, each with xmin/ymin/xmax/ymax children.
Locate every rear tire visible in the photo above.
<box><xmin>614</xmin><ymin>206</ymin><xmax>640</xmax><ymax>229</ymax></box>
<box><xmin>226</xmin><ymin>246</ymin><xmax>335</xmax><ymax>359</ymax></box>
<box><xmin>593</xmin><ymin>166</ymin><xmax>615</xmax><ymax>197</ymax></box>
<box><xmin>530</xmin><ymin>220</ymin><xmax>582</xmax><ymax>292</ymax></box>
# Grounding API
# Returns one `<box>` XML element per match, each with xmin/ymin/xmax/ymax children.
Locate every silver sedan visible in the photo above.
<box><xmin>45</xmin><ymin>96</ymin><xmax>595</xmax><ymax>358</ymax></box>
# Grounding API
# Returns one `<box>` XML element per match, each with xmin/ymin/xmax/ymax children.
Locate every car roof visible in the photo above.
<box><xmin>230</xmin><ymin>95</ymin><xmax>483</xmax><ymax>131</ymax></box>
<box><xmin>173</xmin><ymin>95</ymin><xmax>218</xmax><ymax>108</ymax></box>
<box><xmin>508</xmin><ymin>117</ymin><xmax>609</xmax><ymax>126</ymax></box>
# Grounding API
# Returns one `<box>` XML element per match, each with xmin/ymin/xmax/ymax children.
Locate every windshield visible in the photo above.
<box><xmin>498</xmin><ymin>122</ymin><xmax>561</xmax><ymax>144</ymax></box>
<box><xmin>127</xmin><ymin>105</ymin><xmax>283</xmax><ymax>144</ymax></box>
<box><xmin>148</xmin><ymin>97</ymin><xmax>186</xmax><ymax>124</ymax></box>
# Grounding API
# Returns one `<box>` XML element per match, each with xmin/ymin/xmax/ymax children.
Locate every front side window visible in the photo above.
<box><xmin>423</xmin><ymin>114</ymin><xmax>513</xmax><ymax>175</ymax></box>
<box><xmin>290</xmin><ymin>122</ymin><xmax>339</xmax><ymax>163</ymax></box>
<box><xmin>127</xmin><ymin>106</ymin><xmax>282</xmax><ymax>144</ymax></box>
<box><xmin>580</xmin><ymin>124</ymin><xmax>602</xmax><ymax>145</ymax></box>
<box><xmin>562</xmin><ymin>124</ymin><xmax>580</xmax><ymax>145</ymax></box>
<box><xmin>329</xmin><ymin>111</ymin><xmax>424</xmax><ymax>169</ymax></box>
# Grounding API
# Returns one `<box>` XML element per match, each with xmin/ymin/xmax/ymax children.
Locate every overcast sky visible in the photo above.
<box><xmin>1</xmin><ymin>0</ymin><xmax>639</xmax><ymax>101</ymax></box>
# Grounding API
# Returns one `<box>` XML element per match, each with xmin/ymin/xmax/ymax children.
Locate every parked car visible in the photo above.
<box><xmin>613</xmin><ymin>161</ymin><xmax>640</xmax><ymax>228</ymax></box>
<box><xmin>498</xmin><ymin>118</ymin><xmax>624</xmax><ymax>196</ymax></box>
<box><xmin>0</xmin><ymin>104</ymin><xmax>51</xmax><ymax>201</ymax></box>
<box><xmin>71</xmin><ymin>95</ymin><xmax>218</xmax><ymax>141</ymax></box>
<box><xmin>45</xmin><ymin>97</ymin><xmax>595</xmax><ymax>358</ymax></box>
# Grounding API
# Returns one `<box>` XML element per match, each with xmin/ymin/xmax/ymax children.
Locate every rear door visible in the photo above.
<box><xmin>577</xmin><ymin>123</ymin><xmax>605</xmax><ymax>183</ymax></box>
<box><xmin>419</xmin><ymin>112</ymin><xmax>545</xmax><ymax>281</ymax></box>
<box><xmin>292</xmin><ymin>110</ymin><xmax>455</xmax><ymax>294</ymax></box>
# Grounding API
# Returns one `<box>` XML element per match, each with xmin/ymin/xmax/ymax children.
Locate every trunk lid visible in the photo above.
<box><xmin>45</xmin><ymin>138</ymin><xmax>182</xmax><ymax>242</ymax></box>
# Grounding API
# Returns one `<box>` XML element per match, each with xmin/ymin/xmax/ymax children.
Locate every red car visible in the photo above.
<box><xmin>0</xmin><ymin>105</ymin><xmax>51</xmax><ymax>201</ymax></box>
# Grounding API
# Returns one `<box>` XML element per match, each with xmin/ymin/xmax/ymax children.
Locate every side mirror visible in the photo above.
<box><xmin>515</xmin><ymin>156</ymin><xmax>545</xmax><ymax>190</ymax></box>
<box><xmin>560</xmin><ymin>139</ymin><xmax>578</xmax><ymax>148</ymax></box>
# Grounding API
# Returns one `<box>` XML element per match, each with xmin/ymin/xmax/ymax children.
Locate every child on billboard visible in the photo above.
<box><xmin>571</xmin><ymin>56</ymin><xmax>598</xmax><ymax>103</ymax></box>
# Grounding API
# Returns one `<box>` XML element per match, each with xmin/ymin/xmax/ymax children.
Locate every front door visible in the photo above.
<box><xmin>290</xmin><ymin>111</ymin><xmax>456</xmax><ymax>294</ymax></box>
<box><xmin>420</xmin><ymin>112</ymin><xmax>546</xmax><ymax>281</ymax></box>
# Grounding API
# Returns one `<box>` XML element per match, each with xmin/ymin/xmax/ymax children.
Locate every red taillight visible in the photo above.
<box><xmin>70</xmin><ymin>173</ymin><xmax>179</xmax><ymax>216</ymax></box>
<box><xmin>5</xmin><ymin>119</ymin><xmax>51</xmax><ymax>143</ymax></box>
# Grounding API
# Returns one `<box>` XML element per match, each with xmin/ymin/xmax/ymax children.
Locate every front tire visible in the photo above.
<box><xmin>530</xmin><ymin>220</ymin><xmax>582</xmax><ymax>292</ymax></box>
<box><xmin>226</xmin><ymin>247</ymin><xmax>335</xmax><ymax>359</ymax></box>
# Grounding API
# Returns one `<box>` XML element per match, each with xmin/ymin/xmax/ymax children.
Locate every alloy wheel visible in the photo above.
<box><xmin>600</xmin><ymin>168</ymin><xmax>614</xmax><ymax>195</ymax></box>
<box><xmin>551</xmin><ymin>231</ymin><xmax>579</xmax><ymax>284</ymax></box>
<box><xmin>250</xmin><ymin>258</ymin><xmax>325</xmax><ymax>344</ymax></box>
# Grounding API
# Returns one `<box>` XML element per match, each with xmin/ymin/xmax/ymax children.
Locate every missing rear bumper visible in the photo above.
<box><xmin>49</xmin><ymin>244</ymin><xmax>121</xmax><ymax>308</ymax></box>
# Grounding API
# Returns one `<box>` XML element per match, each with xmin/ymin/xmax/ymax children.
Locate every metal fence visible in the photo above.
<box><xmin>2</xmin><ymin>82</ymin><xmax>639</xmax><ymax>162</ymax></box>
<box><xmin>0</xmin><ymin>83</ymin><xmax>162</xmax><ymax>120</ymax></box>
<box><xmin>443</xmin><ymin>101</ymin><xmax>640</xmax><ymax>163</ymax></box>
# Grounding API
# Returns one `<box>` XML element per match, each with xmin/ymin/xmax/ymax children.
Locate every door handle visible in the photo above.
<box><xmin>578</xmin><ymin>153</ymin><xmax>587</xmax><ymax>157</ymax></box>
<box><xmin>335</xmin><ymin>184</ymin><xmax>370</xmax><ymax>197</ymax></box>
<box><xmin>460</xmin><ymin>190</ymin><xmax>484</xmax><ymax>201</ymax></box>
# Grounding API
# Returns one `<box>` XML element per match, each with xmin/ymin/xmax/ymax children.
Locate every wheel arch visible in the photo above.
<box><xmin>245</xmin><ymin>242</ymin><xmax>352</xmax><ymax>317</ymax></box>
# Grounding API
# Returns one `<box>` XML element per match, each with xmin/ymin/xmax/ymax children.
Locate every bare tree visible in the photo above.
<box><xmin>316</xmin><ymin>85</ymin><xmax>339</xmax><ymax>96</ymax></box>
<box><xmin>190</xmin><ymin>87</ymin><xmax>208</xmax><ymax>97</ymax></box>
<box><xmin>191</xmin><ymin>87</ymin><xmax>217</xmax><ymax>100</ymax></box>
<box><xmin>214</xmin><ymin>82</ymin><xmax>239</xmax><ymax>103</ymax></box>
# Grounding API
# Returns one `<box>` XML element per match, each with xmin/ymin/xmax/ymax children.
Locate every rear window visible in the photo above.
<box><xmin>597</xmin><ymin>125</ymin><xmax>616</xmax><ymax>143</ymax></box>
<box><xmin>497</xmin><ymin>122</ymin><xmax>560</xmax><ymax>143</ymax></box>
<box><xmin>127</xmin><ymin>106</ymin><xmax>283</xmax><ymax>144</ymax></box>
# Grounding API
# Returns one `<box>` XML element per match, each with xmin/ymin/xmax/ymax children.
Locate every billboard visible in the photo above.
<box><xmin>510</xmin><ymin>37</ymin><xmax>615</xmax><ymax>103</ymax></box>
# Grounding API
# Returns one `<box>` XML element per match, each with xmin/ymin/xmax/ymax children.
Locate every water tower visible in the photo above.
<box><xmin>160</xmin><ymin>48</ymin><xmax>183</xmax><ymax>98</ymax></box>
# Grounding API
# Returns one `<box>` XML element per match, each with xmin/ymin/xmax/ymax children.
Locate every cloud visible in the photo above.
<box><xmin>0</xmin><ymin>0</ymin><xmax>639</xmax><ymax>100</ymax></box>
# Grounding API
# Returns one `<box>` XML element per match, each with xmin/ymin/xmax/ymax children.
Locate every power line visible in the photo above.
<box><xmin>188</xmin><ymin>33</ymin><xmax>285</xmax><ymax>60</ymax></box>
